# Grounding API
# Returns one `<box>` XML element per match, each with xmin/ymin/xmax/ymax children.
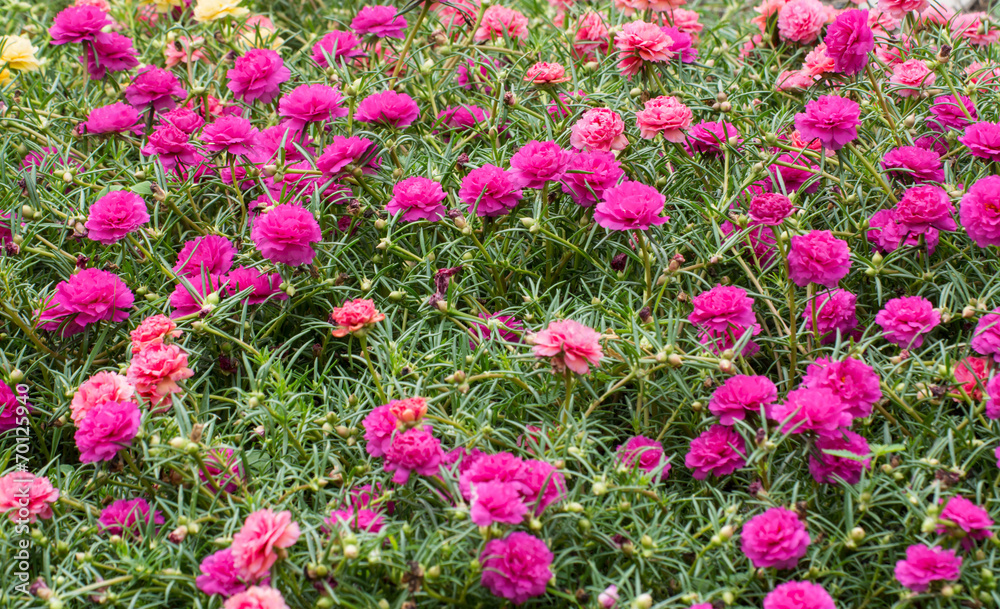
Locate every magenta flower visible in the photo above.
<box><xmin>594</xmin><ymin>181</ymin><xmax>669</xmax><ymax>231</ymax></box>
<box><xmin>764</xmin><ymin>582</ymin><xmax>835</xmax><ymax>609</ymax></box>
<box><xmin>202</xmin><ymin>116</ymin><xmax>259</xmax><ymax>156</ymax></box>
<box><xmin>362</xmin><ymin>404</ymin><xmax>396</xmax><ymax>458</ymax></box>
<box><xmin>868</xmin><ymin>209</ymin><xmax>939</xmax><ymax>254</ymax></box>
<box><xmin>709</xmin><ymin>375</ymin><xmax>777</xmax><ymax>425</ymax></box>
<box><xmin>874</xmin><ymin>296</ymin><xmax>941</xmax><ymax>348</ymax></box>
<box><xmin>83</xmin><ymin>32</ymin><xmax>139</xmax><ymax>80</ymax></box>
<box><xmin>459</xmin><ymin>164</ymin><xmax>523</xmax><ymax>217</ymax></box>
<box><xmin>141</xmin><ymin>125</ymin><xmax>202</xmax><ymax>172</ymax></box>
<box><xmin>787</xmin><ymin>230</ymin><xmax>851</xmax><ymax>288</ymax></box>
<box><xmin>529</xmin><ymin>319</ymin><xmax>603</xmax><ymax>375</ymax></box>
<box><xmin>226</xmin><ymin>267</ymin><xmax>287</xmax><ymax>306</ymax></box>
<box><xmin>749</xmin><ymin>193</ymin><xmax>794</xmax><ymax>225</ymax></box>
<box><xmin>509</xmin><ymin>140</ymin><xmax>571</xmax><ymax>189</ymax></box>
<box><xmin>685</xmin><ymin>425</ymin><xmax>746</xmax><ymax>479</ymax></box>
<box><xmin>809</xmin><ymin>430</ymin><xmax>871</xmax><ymax>484</ymax></box>
<box><xmin>74</xmin><ymin>400</ymin><xmax>141</xmax><ymax>463</ymax></box>
<box><xmin>480</xmin><ymin>532</ymin><xmax>553</xmax><ymax>605</ymax></box>
<box><xmin>316</xmin><ymin>136</ymin><xmax>380</xmax><ymax>178</ymax></box>
<box><xmin>278</xmin><ymin>84</ymin><xmax>347</xmax><ymax>131</ymax></box>
<box><xmin>688</xmin><ymin>285</ymin><xmax>758</xmax><ymax>333</ymax></box>
<box><xmin>98</xmin><ymin>498</ymin><xmax>164</xmax><ymax>536</ymax></box>
<box><xmin>384</xmin><ymin>426</ymin><xmax>444</xmax><ymax>484</ymax></box>
<box><xmin>355</xmin><ymin>90</ymin><xmax>420</xmax><ymax>129</ymax></box>
<box><xmin>352</xmin><ymin>5</ymin><xmax>407</xmax><ymax>38</ymax></box>
<box><xmin>125</xmin><ymin>66</ymin><xmax>188</xmax><ymax>112</ymax></box>
<box><xmin>802</xmin><ymin>357</ymin><xmax>881</xmax><ymax>419</ymax></box>
<box><xmin>311</xmin><ymin>30</ymin><xmax>366</xmax><ymax>68</ymax></box>
<box><xmin>973</xmin><ymin>308</ymin><xmax>1000</xmax><ymax>362</ymax></box>
<box><xmin>85</xmin><ymin>190</ymin><xmax>149</xmax><ymax>245</ymax></box>
<box><xmin>199</xmin><ymin>447</ymin><xmax>245</xmax><ymax>494</ymax></box>
<box><xmin>930</xmin><ymin>94</ymin><xmax>977</xmax><ymax>131</ymax></box>
<box><xmin>938</xmin><ymin>496</ymin><xmax>993</xmax><ymax>549</ymax></box>
<box><xmin>227</xmin><ymin>49</ymin><xmax>290</xmax><ymax>104</ymax></box>
<box><xmin>84</xmin><ymin>102</ymin><xmax>141</xmax><ymax>135</ymax></box>
<box><xmin>769</xmin><ymin>387</ymin><xmax>852</xmax><ymax>435</ymax></box>
<box><xmin>0</xmin><ymin>381</ymin><xmax>30</xmax><ymax>432</ymax></box>
<box><xmin>325</xmin><ymin>507</ymin><xmax>384</xmax><ymax>533</ymax></box>
<box><xmin>961</xmin><ymin>175</ymin><xmax>1000</xmax><ymax>247</ymax></box>
<box><xmin>469</xmin><ymin>313</ymin><xmax>523</xmax><ymax>345</ymax></box>
<box><xmin>170</xmin><ymin>274</ymin><xmax>228</xmax><ymax>318</ymax></box>
<box><xmin>197</xmin><ymin>548</ymin><xmax>258</xmax><ymax>597</ymax></box>
<box><xmin>560</xmin><ymin>151</ymin><xmax>624</xmax><ymax>207</ymax></box>
<box><xmin>894</xmin><ymin>545</ymin><xmax>961</xmax><ymax>592</ymax></box>
<box><xmin>48</xmin><ymin>5</ymin><xmax>110</xmax><ymax>45</ymax></box>
<box><xmin>895</xmin><ymin>185</ymin><xmax>956</xmax><ymax>232</ymax></box>
<box><xmin>174</xmin><ymin>235</ymin><xmax>236</xmax><ymax>278</ymax></box>
<box><xmin>823</xmin><ymin>9</ymin><xmax>873</xmax><ymax>75</ymax></box>
<box><xmin>961</xmin><ymin>122</ymin><xmax>1000</xmax><ymax>162</ymax></box>
<box><xmin>470</xmin><ymin>481</ymin><xmax>528</xmax><ymax>526</ymax></box>
<box><xmin>617</xmin><ymin>435</ymin><xmax>671</xmax><ymax>480</ymax></box>
<box><xmin>686</xmin><ymin>120</ymin><xmax>740</xmax><ymax>155</ymax></box>
<box><xmin>882</xmin><ymin>146</ymin><xmax>944</xmax><ymax>184</ymax></box>
<box><xmin>386</xmin><ymin>176</ymin><xmax>448</xmax><ymax>222</ymax></box>
<box><xmin>794</xmin><ymin>95</ymin><xmax>861</xmax><ymax>151</ymax></box>
<box><xmin>741</xmin><ymin>506</ymin><xmax>810</xmax><ymax>569</ymax></box>
<box><xmin>251</xmin><ymin>203</ymin><xmax>322</xmax><ymax>266</ymax></box>
<box><xmin>40</xmin><ymin>268</ymin><xmax>134</xmax><ymax>336</ymax></box>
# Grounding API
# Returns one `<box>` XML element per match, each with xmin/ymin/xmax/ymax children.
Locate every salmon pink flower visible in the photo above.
<box><xmin>330</xmin><ymin>298</ymin><xmax>385</xmax><ymax>338</ymax></box>
<box><xmin>529</xmin><ymin>319</ymin><xmax>603</xmax><ymax>374</ymax></box>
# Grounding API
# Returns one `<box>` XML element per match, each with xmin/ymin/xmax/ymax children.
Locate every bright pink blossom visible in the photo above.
<box><xmin>894</xmin><ymin>545</ymin><xmax>962</xmax><ymax>592</ymax></box>
<box><xmin>74</xmin><ymin>400</ymin><xmax>141</xmax><ymax>463</ymax></box>
<box><xmin>741</xmin><ymin>506</ymin><xmax>810</xmax><ymax>569</ymax></box>
<box><xmin>529</xmin><ymin>319</ymin><xmax>603</xmax><ymax>374</ymax></box>
<box><xmin>479</xmin><ymin>532</ymin><xmax>553</xmax><ymax>605</ymax></box>
<box><xmin>386</xmin><ymin>176</ymin><xmax>448</xmax><ymax>222</ymax></box>
<box><xmin>85</xmin><ymin>190</ymin><xmax>149</xmax><ymax>245</ymax></box>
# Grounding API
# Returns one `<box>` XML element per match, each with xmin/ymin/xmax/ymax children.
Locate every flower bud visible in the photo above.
<box><xmin>632</xmin><ymin>593</ymin><xmax>653</xmax><ymax>609</ymax></box>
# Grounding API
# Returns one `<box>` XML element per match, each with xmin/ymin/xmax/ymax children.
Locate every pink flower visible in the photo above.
<box><xmin>325</xmin><ymin>507</ymin><xmax>384</xmax><ymax>533</ymax></box>
<box><xmin>570</xmin><ymin>108</ymin><xmax>628</xmax><ymax>152</ymax></box>
<box><xmin>48</xmin><ymin>5</ymin><xmax>110</xmax><ymax>44</ymax></box>
<box><xmin>882</xmin><ymin>146</ymin><xmax>944</xmax><ymax>184</ymax></box>
<box><xmin>764</xmin><ymin>581</ymin><xmax>835</xmax><ymax>609</ymax></box>
<box><xmin>741</xmin><ymin>506</ymin><xmax>810</xmax><ymax>569</ymax></box>
<box><xmin>384</xmin><ymin>426</ymin><xmax>445</xmax><ymax>484</ymax></box>
<box><xmin>71</xmin><ymin>371</ymin><xmax>134</xmax><ymax>424</ymax></box>
<box><xmin>574</xmin><ymin>12</ymin><xmax>610</xmax><ymax>59</ymax></box>
<box><xmin>174</xmin><ymin>235</ymin><xmax>236</xmax><ymax>278</ymax></box>
<box><xmin>868</xmin><ymin>209</ymin><xmax>939</xmax><ymax>254</ymax></box>
<box><xmin>355</xmin><ymin>90</ymin><xmax>420</xmax><ymax>129</ymax></box>
<box><xmin>560</xmin><ymin>151</ymin><xmax>624</xmax><ymax>207</ymax></box>
<box><xmin>316</xmin><ymin>136</ymin><xmax>380</xmax><ymax>178</ymax></box>
<box><xmin>516</xmin><ymin>459</ymin><xmax>566</xmax><ymax>514</ymax></box>
<box><xmin>227</xmin><ymin>49</ymin><xmax>289</xmax><ymax>104</ymax></box>
<box><xmin>311</xmin><ymin>30</ymin><xmax>366</xmax><ymax>67</ymax></box>
<box><xmin>973</xmin><ymin>308</ymin><xmax>1000</xmax><ymax>362</ymax></box>
<box><xmin>470</xmin><ymin>313</ymin><xmax>523</xmax><ymax>345</ymax></box>
<box><xmin>955</xmin><ymin>357</ymin><xmax>990</xmax><ymax>401</ymax></box>
<box><xmin>470</xmin><ymin>481</ymin><xmax>528</xmax><ymax>526</ymax></box>
<box><xmin>875</xmin><ymin>296</ymin><xmax>940</xmax><ymax>348</ymax></box>
<box><xmin>961</xmin><ymin>175</ymin><xmax>1000</xmax><ymax>247</ymax></box>
<box><xmin>617</xmin><ymin>435</ymin><xmax>671</xmax><ymax>480</ymax></box>
<box><xmin>163</xmin><ymin>36</ymin><xmax>205</xmax><ymax>69</ymax></box>
<box><xmin>251</xmin><ymin>203</ymin><xmax>322</xmax><ymax>266</ymax></box>
<box><xmin>223</xmin><ymin>586</ymin><xmax>289</xmax><ymax>609</ymax></box>
<box><xmin>776</xmin><ymin>70</ymin><xmax>816</xmax><ymax>91</ymax></box>
<box><xmin>509</xmin><ymin>140</ymin><xmax>571</xmax><ymax>189</ymax></box>
<box><xmin>594</xmin><ymin>181</ymin><xmax>668</xmax><ymax>231</ymax></box>
<box><xmin>386</xmin><ymin>176</ymin><xmax>448</xmax><ymax>222</ymax></box>
<box><xmin>794</xmin><ymin>95</ymin><xmax>860</xmax><ymax>151</ymax></box>
<box><xmin>895</xmin><ymin>545</ymin><xmax>962</xmax><ymax>592</ymax></box>
<box><xmin>84</xmin><ymin>102</ymin><xmax>141</xmax><ymax>135</ymax></box>
<box><xmin>480</xmin><ymin>532</ymin><xmax>553</xmax><ymax>605</ymax></box>
<box><xmin>802</xmin><ymin>44</ymin><xmax>835</xmax><ymax>76</ymax></box>
<box><xmin>802</xmin><ymin>357</ymin><xmax>881</xmax><ymax>419</ymax></box>
<box><xmin>200</xmin><ymin>447</ymin><xmax>244</xmax><ymax>494</ymax></box>
<box><xmin>889</xmin><ymin>59</ymin><xmax>935</xmax><ymax>97</ymax></box>
<box><xmin>750</xmin><ymin>193</ymin><xmax>794</xmax><ymax>225</ymax></box>
<box><xmin>329</xmin><ymin>298</ymin><xmax>385</xmax><ymax>338</ymax></box>
<box><xmin>197</xmin><ymin>548</ymin><xmax>254</xmax><ymax>597</ymax></box>
<box><xmin>125</xmin><ymin>66</ymin><xmax>188</xmax><ymax>112</ymax></box>
<box><xmin>987</xmin><ymin>376</ymin><xmax>1000</xmax><ymax>418</ymax></box>
<box><xmin>459</xmin><ymin>165</ymin><xmax>523</xmax><ymax>217</ymax></box>
<box><xmin>777</xmin><ymin>0</ymin><xmax>827</xmax><ymax>43</ymax></box>
<box><xmin>879</xmin><ymin>0</ymin><xmax>927</xmax><ymax>18</ymax></box>
<box><xmin>615</xmin><ymin>21</ymin><xmax>675</xmax><ymax>77</ymax></box>
<box><xmin>436</xmin><ymin>105</ymin><xmax>490</xmax><ymax>135</ymax></box>
<box><xmin>74</xmin><ymin>400</ymin><xmax>141</xmax><ymax>463</ymax></box>
<box><xmin>961</xmin><ymin>122</ymin><xmax>1000</xmax><ymax>162</ymax></box>
<box><xmin>475</xmin><ymin>6</ymin><xmax>529</xmax><ymax>43</ymax></box>
<box><xmin>529</xmin><ymin>319</ymin><xmax>603</xmax><ymax>375</ymax></box>
<box><xmin>388</xmin><ymin>397</ymin><xmax>427</xmax><ymax>425</ymax></box>
<box><xmin>170</xmin><ymin>273</ymin><xmax>226</xmax><ymax>319</ymax></box>
<box><xmin>635</xmin><ymin>95</ymin><xmax>693</xmax><ymax>142</ymax></box>
<box><xmin>459</xmin><ymin>452</ymin><xmax>526</xmax><ymax>499</ymax></box>
<box><xmin>809</xmin><ymin>430</ymin><xmax>871</xmax><ymax>484</ymax></box>
<box><xmin>0</xmin><ymin>472</ymin><xmax>59</xmax><ymax>523</ymax></box>
<box><xmin>83</xmin><ymin>32</ymin><xmax>139</xmax><ymax>80</ymax></box>
<box><xmin>685</xmin><ymin>425</ymin><xmax>746</xmax><ymax>479</ymax></box>
<box><xmin>141</xmin><ymin>125</ymin><xmax>202</xmax><ymax>172</ymax></box>
<box><xmin>688</xmin><ymin>285</ymin><xmax>758</xmax><ymax>333</ymax></box>
<box><xmin>686</xmin><ymin>121</ymin><xmax>740</xmax><ymax>155</ymax></box>
<box><xmin>939</xmin><ymin>496</ymin><xmax>993</xmax><ymax>548</ymax></box>
<box><xmin>99</xmin><ymin>498</ymin><xmax>163</xmax><ymax>536</ymax></box>
<box><xmin>85</xmin><ymin>190</ymin><xmax>149</xmax><ymax>245</ymax></box>
<box><xmin>787</xmin><ymin>230</ymin><xmax>851</xmax><ymax>288</ymax></box>
<box><xmin>524</xmin><ymin>62</ymin><xmax>570</xmax><ymax>84</ymax></box>
<box><xmin>231</xmin><ymin>510</ymin><xmax>300</xmax><ymax>582</ymax></box>
<box><xmin>227</xmin><ymin>268</ymin><xmax>287</xmax><ymax>306</ymax></box>
<box><xmin>0</xmin><ymin>382</ymin><xmax>29</xmax><ymax>432</ymax></box>
<box><xmin>352</xmin><ymin>5</ymin><xmax>407</xmax><ymax>38</ymax></box>
<box><xmin>802</xmin><ymin>289</ymin><xmax>858</xmax><ymax>340</ymax></box>
<box><xmin>823</xmin><ymin>9</ymin><xmax>873</xmax><ymax>75</ymax></box>
<box><xmin>363</xmin><ymin>405</ymin><xmax>397</xmax><ymax>457</ymax></box>
<box><xmin>40</xmin><ymin>268</ymin><xmax>134</xmax><ymax>336</ymax></box>
<box><xmin>769</xmin><ymin>387</ymin><xmax>851</xmax><ymax>435</ymax></box>
<box><xmin>126</xmin><ymin>343</ymin><xmax>194</xmax><ymax>406</ymax></box>
<box><xmin>278</xmin><ymin>84</ymin><xmax>347</xmax><ymax>131</ymax></box>
<box><xmin>952</xmin><ymin>12</ymin><xmax>1000</xmax><ymax>47</ymax></box>
<box><xmin>130</xmin><ymin>314</ymin><xmax>181</xmax><ymax>354</ymax></box>
<box><xmin>709</xmin><ymin>375</ymin><xmax>777</xmax><ymax>425</ymax></box>
<box><xmin>202</xmin><ymin>116</ymin><xmax>259</xmax><ymax>156</ymax></box>
<box><xmin>895</xmin><ymin>185</ymin><xmax>955</xmax><ymax>232</ymax></box>
<box><xmin>598</xmin><ymin>585</ymin><xmax>620</xmax><ymax>609</ymax></box>
<box><xmin>931</xmin><ymin>95</ymin><xmax>977</xmax><ymax>131</ymax></box>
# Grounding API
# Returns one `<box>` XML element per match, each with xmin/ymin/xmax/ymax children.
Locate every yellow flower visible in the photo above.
<box><xmin>0</xmin><ymin>36</ymin><xmax>40</xmax><ymax>85</ymax></box>
<box><xmin>193</xmin><ymin>0</ymin><xmax>249</xmax><ymax>22</ymax></box>
<box><xmin>142</xmin><ymin>0</ymin><xmax>184</xmax><ymax>14</ymax></box>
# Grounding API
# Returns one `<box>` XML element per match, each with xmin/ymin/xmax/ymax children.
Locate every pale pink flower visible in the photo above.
<box><xmin>529</xmin><ymin>320</ymin><xmax>603</xmax><ymax>375</ymax></box>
